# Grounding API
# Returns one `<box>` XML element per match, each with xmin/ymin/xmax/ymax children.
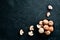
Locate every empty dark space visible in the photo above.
<box><xmin>0</xmin><ymin>0</ymin><xmax>60</xmax><ymax>40</ymax></box>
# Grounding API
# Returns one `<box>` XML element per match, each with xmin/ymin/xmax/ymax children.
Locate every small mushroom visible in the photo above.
<box><xmin>48</xmin><ymin>26</ymin><xmax>54</xmax><ymax>32</ymax></box>
<box><xmin>38</xmin><ymin>28</ymin><xmax>44</xmax><ymax>34</ymax></box>
<box><xmin>37</xmin><ymin>24</ymin><xmax>42</xmax><ymax>29</ymax></box>
<box><xmin>48</xmin><ymin>5</ymin><xmax>53</xmax><ymax>10</ymax></box>
<box><xmin>20</xmin><ymin>29</ymin><xmax>24</xmax><ymax>35</ymax></box>
<box><xmin>43</xmin><ymin>25</ymin><xmax>49</xmax><ymax>30</ymax></box>
<box><xmin>45</xmin><ymin>31</ymin><xmax>51</xmax><ymax>35</ymax></box>
<box><xmin>47</xmin><ymin>12</ymin><xmax>51</xmax><ymax>17</ymax></box>
<box><xmin>43</xmin><ymin>19</ymin><xmax>49</xmax><ymax>24</ymax></box>
<box><xmin>49</xmin><ymin>20</ymin><xmax>54</xmax><ymax>26</ymax></box>
<box><xmin>39</xmin><ymin>21</ymin><xmax>43</xmax><ymax>25</ymax></box>
<box><xmin>29</xmin><ymin>25</ymin><xmax>34</xmax><ymax>31</ymax></box>
<box><xmin>28</xmin><ymin>31</ymin><xmax>34</xmax><ymax>36</ymax></box>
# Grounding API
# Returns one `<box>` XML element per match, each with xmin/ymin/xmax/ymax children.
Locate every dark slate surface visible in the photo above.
<box><xmin>0</xmin><ymin>0</ymin><xmax>60</xmax><ymax>40</ymax></box>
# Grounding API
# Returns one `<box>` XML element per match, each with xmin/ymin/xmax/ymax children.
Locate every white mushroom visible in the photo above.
<box><xmin>45</xmin><ymin>31</ymin><xmax>51</xmax><ymax>35</ymax></box>
<box><xmin>38</xmin><ymin>28</ymin><xmax>44</xmax><ymax>33</ymax></box>
<box><xmin>20</xmin><ymin>29</ymin><xmax>24</xmax><ymax>35</ymax></box>
<box><xmin>48</xmin><ymin>5</ymin><xmax>53</xmax><ymax>10</ymax></box>
<box><xmin>29</xmin><ymin>25</ymin><xmax>34</xmax><ymax>31</ymax></box>
<box><xmin>39</xmin><ymin>21</ymin><xmax>43</xmax><ymax>25</ymax></box>
<box><xmin>43</xmin><ymin>25</ymin><xmax>49</xmax><ymax>30</ymax></box>
<box><xmin>37</xmin><ymin>24</ymin><xmax>42</xmax><ymax>29</ymax></box>
<box><xmin>47</xmin><ymin>12</ymin><xmax>51</xmax><ymax>17</ymax></box>
<box><xmin>28</xmin><ymin>31</ymin><xmax>34</xmax><ymax>36</ymax></box>
<box><xmin>48</xmin><ymin>26</ymin><xmax>54</xmax><ymax>32</ymax></box>
<box><xmin>49</xmin><ymin>20</ymin><xmax>54</xmax><ymax>26</ymax></box>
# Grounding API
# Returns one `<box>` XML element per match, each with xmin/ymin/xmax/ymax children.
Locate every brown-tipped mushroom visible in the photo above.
<box><xmin>48</xmin><ymin>5</ymin><xmax>53</xmax><ymax>10</ymax></box>
<box><xmin>37</xmin><ymin>24</ymin><xmax>42</xmax><ymax>29</ymax></box>
<box><xmin>28</xmin><ymin>31</ymin><xmax>34</xmax><ymax>36</ymax></box>
<box><xmin>20</xmin><ymin>29</ymin><xmax>24</xmax><ymax>35</ymax></box>
<box><xmin>43</xmin><ymin>25</ymin><xmax>49</xmax><ymax>30</ymax></box>
<box><xmin>45</xmin><ymin>31</ymin><xmax>51</xmax><ymax>35</ymax></box>
<box><xmin>49</xmin><ymin>20</ymin><xmax>54</xmax><ymax>26</ymax></box>
<box><xmin>47</xmin><ymin>12</ymin><xmax>51</xmax><ymax>17</ymax></box>
<box><xmin>29</xmin><ymin>25</ymin><xmax>34</xmax><ymax>31</ymax></box>
<box><xmin>48</xmin><ymin>26</ymin><xmax>54</xmax><ymax>32</ymax></box>
<box><xmin>43</xmin><ymin>19</ymin><xmax>49</xmax><ymax>25</ymax></box>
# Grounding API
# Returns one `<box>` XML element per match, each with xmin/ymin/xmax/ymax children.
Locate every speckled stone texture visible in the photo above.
<box><xmin>0</xmin><ymin>0</ymin><xmax>60</xmax><ymax>40</ymax></box>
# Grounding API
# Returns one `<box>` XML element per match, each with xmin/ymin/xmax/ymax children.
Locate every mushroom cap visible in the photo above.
<box><xmin>48</xmin><ymin>5</ymin><xmax>53</xmax><ymax>10</ymax></box>
<box><xmin>39</xmin><ymin>21</ymin><xmax>43</xmax><ymax>25</ymax></box>
<box><xmin>20</xmin><ymin>29</ymin><xmax>24</xmax><ymax>35</ymax></box>
<box><xmin>43</xmin><ymin>19</ymin><xmax>49</xmax><ymax>25</ymax></box>
<box><xmin>47</xmin><ymin>12</ymin><xmax>50</xmax><ymax>17</ymax></box>
<box><xmin>38</xmin><ymin>28</ymin><xmax>44</xmax><ymax>33</ymax></box>
<box><xmin>45</xmin><ymin>31</ymin><xmax>51</xmax><ymax>35</ymax></box>
<box><xmin>37</xmin><ymin>24</ymin><xmax>42</xmax><ymax>29</ymax></box>
<box><xmin>49</xmin><ymin>20</ymin><xmax>54</xmax><ymax>26</ymax></box>
<box><xmin>43</xmin><ymin>25</ymin><xmax>49</xmax><ymax>30</ymax></box>
<box><xmin>29</xmin><ymin>25</ymin><xmax>34</xmax><ymax>31</ymax></box>
<box><xmin>28</xmin><ymin>31</ymin><xmax>34</xmax><ymax>36</ymax></box>
<box><xmin>48</xmin><ymin>26</ymin><xmax>54</xmax><ymax>32</ymax></box>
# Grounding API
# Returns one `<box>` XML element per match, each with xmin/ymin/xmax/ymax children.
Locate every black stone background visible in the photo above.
<box><xmin>0</xmin><ymin>0</ymin><xmax>60</xmax><ymax>40</ymax></box>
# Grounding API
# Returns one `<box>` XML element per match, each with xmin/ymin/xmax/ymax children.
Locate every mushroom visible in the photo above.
<box><xmin>28</xmin><ymin>31</ymin><xmax>34</xmax><ymax>36</ymax></box>
<box><xmin>29</xmin><ymin>25</ymin><xmax>34</xmax><ymax>31</ymax></box>
<box><xmin>20</xmin><ymin>29</ymin><xmax>24</xmax><ymax>35</ymax></box>
<box><xmin>39</xmin><ymin>21</ymin><xmax>43</xmax><ymax>25</ymax></box>
<box><xmin>38</xmin><ymin>28</ymin><xmax>44</xmax><ymax>34</ymax></box>
<box><xmin>43</xmin><ymin>19</ymin><xmax>49</xmax><ymax>25</ymax></box>
<box><xmin>49</xmin><ymin>20</ymin><xmax>54</xmax><ymax>26</ymax></box>
<box><xmin>45</xmin><ymin>31</ymin><xmax>51</xmax><ymax>35</ymax></box>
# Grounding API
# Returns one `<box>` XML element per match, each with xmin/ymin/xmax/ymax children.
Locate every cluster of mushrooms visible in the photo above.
<box><xmin>37</xmin><ymin>19</ymin><xmax>54</xmax><ymax>35</ymax></box>
<box><xmin>28</xmin><ymin>25</ymin><xmax>34</xmax><ymax>36</ymax></box>
<box><xmin>19</xmin><ymin>5</ymin><xmax>54</xmax><ymax>36</ymax></box>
